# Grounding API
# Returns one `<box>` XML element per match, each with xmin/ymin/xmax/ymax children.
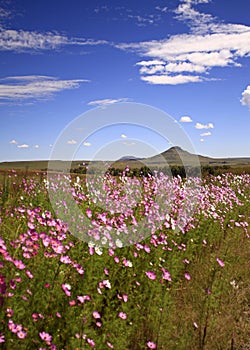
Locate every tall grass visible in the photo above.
<box><xmin>0</xmin><ymin>170</ymin><xmax>249</xmax><ymax>349</ymax></box>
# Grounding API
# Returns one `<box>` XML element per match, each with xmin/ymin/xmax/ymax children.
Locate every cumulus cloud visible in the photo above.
<box><xmin>9</xmin><ymin>139</ymin><xmax>18</xmax><ymax>144</ymax></box>
<box><xmin>200</xmin><ymin>131</ymin><xmax>211</xmax><ymax>136</ymax></box>
<box><xmin>240</xmin><ymin>86</ymin><xmax>250</xmax><ymax>108</ymax></box>
<box><xmin>17</xmin><ymin>144</ymin><xmax>29</xmax><ymax>148</ymax></box>
<box><xmin>67</xmin><ymin>140</ymin><xmax>77</xmax><ymax>145</ymax></box>
<box><xmin>195</xmin><ymin>122</ymin><xmax>214</xmax><ymax>129</ymax></box>
<box><xmin>121</xmin><ymin>134</ymin><xmax>127</xmax><ymax>139</ymax></box>
<box><xmin>179</xmin><ymin>116</ymin><xmax>193</xmax><ymax>122</ymax></box>
<box><xmin>88</xmin><ymin>98</ymin><xmax>129</xmax><ymax>106</ymax></box>
<box><xmin>33</xmin><ymin>144</ymin><xmax>40</xmax><ymax>148</ymax></box>
<box><xmin>141</xmin><ymin>74</ymin><xmax>202</xmax><ymax>85</ymax></box>
<box><xmin>117</xmin><ymin>0</ymin><xmax>250</xmax><ymax>85</ymax></box>
<box><xmin>0</xmin><ymin>75</ymin><xmax>88</xmax><ymax>102</ymax></box>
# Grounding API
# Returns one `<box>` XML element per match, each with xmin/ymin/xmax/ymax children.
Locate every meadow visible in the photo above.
<box><xmin>0</xmin><ymin>168</ymin><xmax>249</xmax><ymax>350</ymax></box>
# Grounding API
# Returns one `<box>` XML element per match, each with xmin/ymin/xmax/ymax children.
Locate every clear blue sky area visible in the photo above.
<box><xmin>1</xmin><ymin>0</ymin><xmax>250</xmax><ymax>161</ymax></box>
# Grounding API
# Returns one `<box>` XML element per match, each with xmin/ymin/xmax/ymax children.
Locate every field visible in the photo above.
<box><xmin>0</xmin><ymin>169</ymin><xmax>249</xmax><ymax>349</ymax></box>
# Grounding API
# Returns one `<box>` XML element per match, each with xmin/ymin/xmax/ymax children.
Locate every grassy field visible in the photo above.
<box><xmin>0</xmin><ymin>169</ymin><xmax>249</xmax><ymax>349</ymax></box>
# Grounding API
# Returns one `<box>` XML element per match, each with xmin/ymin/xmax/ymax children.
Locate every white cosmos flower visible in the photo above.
<box><xmin>116</xmin><ymin>239</ymin><xmax>123</xmax><ymax>248</ymax></box>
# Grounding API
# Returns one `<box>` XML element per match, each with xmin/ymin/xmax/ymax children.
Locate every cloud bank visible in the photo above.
<box><xmin>118</xmin><ymin>0</ymin><xmax>250</xmax><ymax>85</ymax></box>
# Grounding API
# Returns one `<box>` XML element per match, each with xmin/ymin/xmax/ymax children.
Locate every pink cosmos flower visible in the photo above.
<box><xmin>185</xmin><ymin>273</ymin><xmax>191</xmax><ymax>281</ymax></box>
<box><xmin>87</xmin><ymin>338</ymin><xmax>95</xmax><ymax>347</ymax></box>
<box><xmin>13</xmin><ymin>260</ymin><xmax>25</xmax><ymax>270</ymax></box>
<box><xmin>39</xmin><ymin>331</ymin><xmax>52</xmax><ymax>342</ymax></box>
<box><xmin>61</xmin><ymin>283</ymin><xmax>71</xmax><ymax>296</ymax></box>
<box><xmin>6</xmin><ymin>308</ymin><xmax>14</xmax><ymax>317</ymax></box>
<box><xmin>122</xmin><ymin>294</ymin><xmax>128</xmax><ymax>302</ymax></box>
<box><xmin>216</xmin><ymin>258</ymin><xmax>225</xmax><ymax>267</ymax></box>
<box><xmin>60</xmin><ymin>255</ymin><xmax>71</xmax><ymax>264</ymax></box>
<box><xmin>118</xmin><ymin>312</ymin><xmax>127</xmax><ymax>320</ymax></box>
<box><xmin>86</xmin><ymin>208</ymin><xmax>92</xmax><ymax>218</ymax></box>
<box><xmin>145</xmin><ymin>271</ymin><xmax>156</xmax><ymax>280</ymax></box>
<box><xmin>17</xmin><ymin>330</ymin><xmax>27</xmax><ymax>339</ymax></box>
<box><xmin>0</xmin><ymin>333</ymin><xmax>5</xmax><ymax>343</ymax></box>
<box><xmin>162</xmin><ymin>268</ymin><xmax>171</xmax><ymax>282</ymax></box>
<box><xmin>147</xmin><ymin>341</ymin><xmax>157</xmax><ymax>349</ymax></box>
<box><xmin>92</xmin><ymin>311</ymin><xmax>101</xmax><ymax>319</ymax></box>
<box><xmin>106</xmin><ymin>341</ymin><xmax>114</xmax><ymax>348</ymax></box>
<box><xmin>25</xmin><ymin>270</ymin><xmax>33</xmax><ymax>279</ymax></box>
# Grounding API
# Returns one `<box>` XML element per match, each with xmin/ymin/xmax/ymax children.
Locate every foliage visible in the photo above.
<box><xmin>0</xmin><ymin>170</ymin><xmax>249</xmax><ymax>349</ymax></box>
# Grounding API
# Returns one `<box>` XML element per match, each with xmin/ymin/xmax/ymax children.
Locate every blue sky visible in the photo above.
<box><xmin>0</xmin><ymin>0</ymin><xmax>250</xmax><ymax>162</ymax></box>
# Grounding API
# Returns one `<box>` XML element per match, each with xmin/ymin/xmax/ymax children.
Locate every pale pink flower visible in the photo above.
<box><xmin>122</xmin><ymin>294</ymin><xmax>128</xmax><ymax>302</ymax></box>
<box><xmin>106</xmin><ymin>341</ymin><xmax>114</xmax><ymax>348</ymax></box>
<box><xmin>61</xmin><ymin>283</ymin><xmax>71</xmax><ymax>296</ymax></box>
<box><xmin>216</xmin><ymin>258</ymin><xmax>225</xmax><ymax>267</ymax></box>
<box><xmin>25</xmin><ymin>270</ymin><xmax>33</xmax><ymax>279</ymax></box>
<box><xmin>93</xmin><ymin>311</ymin><xmax>101</xmax><ymax>319</ymax></box>
<box><xmin>185</xmin><ymin>273</ymin><xmax>191</xmax><ymax>280</ymax></box>
<box><xmin>87</xmin><ymin>338</ymin><xmax>95</xmax><ymax>347</ymax></box>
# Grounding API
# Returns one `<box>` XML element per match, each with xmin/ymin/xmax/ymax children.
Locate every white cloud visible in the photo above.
<box><xmin>179</xmin><ymin>116</ymin><xmax>193</xmax><ymax>122</ymax></box>
<box><xmin>200</xmin><ymin>138</ymin><xmax>204</xmax><ymax>142</ymax></box>
<box><xmin>136</xmin><ymin>60</ymin><xmax>165</xmax><ymax>66</ymax></box>
<box><xmin>117</xmin><ymin>0</ymin><xmax>250</xmax><ymax>85</ymax></box>
<box><xmin>139</xmin><ymin>64</ymin><xmax>165</xmax><ymax>75</ymax></box>
<box><xmin>33</xmin><ymin>144</ymin><xmax>40</xmax><ymax>148</ymax></box>
<box><xmin>155</xmin><ymin>6</ymin><xmax>168</xmax><ymax>13</ymax></box>
<box><xmin>200</xmin><ymin>131</ymin><xmax>211</xmax><ymax>136</ymax></box>
<box><xmin>9</xmin><ymin>139</ymin><xmax>18</xmax><ymax>144</ymax></box>
<box><xmin>121</xmin><ymin>134</ymin><xmax>127</xmax><ymax>139</ymax></box>
<box><xmin>0</xmin><ymin>7</ymin><xmax>11</xmax><ymax>19</ymax></box>
<box><xmin>88</xmin><ymin>98</ymin><xmax>129</xmax><ymax>106</ymax></box>
<box><xmin>17</xmin><ymin>144</ymin><xmax>29</xmax><ymax>148</ymax></box>
<box><xmin>0</xmin><ymin>28</ymin><xmax>108</xmax><ymax>52</ymax></box>
<box><xmin>0</xmin><ymin>75</ymin><xmax>88</xmax><ymax>102</ymax></box>
<box><xmin>240</xmin><ymin>86</ymin><xmax>250</xmax><ymax>108</ymax></box>
<box><xmin>174</xmin><ymin>0</ymin><xmax>214</xmax><ymax>33</ymax></box>
<box><xmin>141</xmin><ymin>74</ymin><xmax>202</xmax><ymax>85</ymax></box>
<box><xmin>83</xmin><ymin>141</ymin><xmax>91</xmax><ymax>147</ymax></box>
<box><xmin>127</xmin><ymin>14</ymin><xmax>161</xmax><ymax>27</ymax></box>
<box><xmin>195</xmin><ymin>122</ymin><xmax>214</xmax><ymax>129</ymax></box>
<box><xmin>122</xmin><ymin>141</ymin><xmax>136</xmax><ymax>146</ymax></box>
<box><xmin>67</xmin><ymin>140</ymin><xmax>77</xmax><ymax>145</ymax></box>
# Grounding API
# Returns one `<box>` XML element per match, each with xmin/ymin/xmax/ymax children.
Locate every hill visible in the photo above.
<box><xmin>0</xmin><ymin>146</ymin><xmax>250</xmax><ymax>171</ymax></box>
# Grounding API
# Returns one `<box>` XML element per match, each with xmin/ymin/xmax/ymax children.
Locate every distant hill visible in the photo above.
<box><xmin>0</xmin><ymin>146</ymin><xmax>250</xmax><ymax>171</ymax></box>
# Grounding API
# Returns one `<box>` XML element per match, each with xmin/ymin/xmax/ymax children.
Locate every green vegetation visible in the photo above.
<box><xmin>0</xmin><ymin>170</ymin><xmax>249</xmax><ymax>349</ymax></box>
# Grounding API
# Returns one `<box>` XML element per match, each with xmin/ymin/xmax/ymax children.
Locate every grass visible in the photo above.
<box><xmin>0</xmin><ymin>170</ymin><xmax>249</xmax><ymax>349</ymax></box>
